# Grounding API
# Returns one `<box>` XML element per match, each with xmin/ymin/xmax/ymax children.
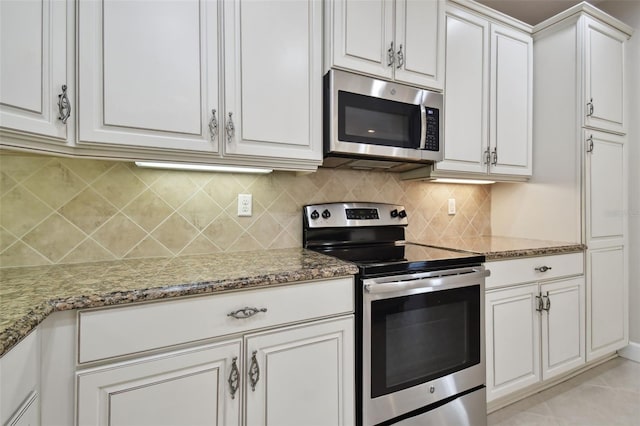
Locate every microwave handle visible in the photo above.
<box><xmin>419</xmin><ymin>104</ymin><xmax>427</xmax><ymax>149</ymax></box>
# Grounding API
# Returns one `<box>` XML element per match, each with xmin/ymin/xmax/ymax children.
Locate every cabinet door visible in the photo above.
<box><xmin>485</xmin><ymin>284</ymin><xmax>540</xmax><ymax>402</ymax></box>
<box><xmin>222</xmin><ymin>0</ymin><xmax>322</xmax><ymax>164</ymax></box>
<box><xmin>585</xmin><ymin>130</ymin><xmax>626</xmax><ymax>244</ymax></box>
<box><xmin>540</xmin><ymin>277</ymin><xmax>585</xmax><ymax>381</ymax></box>
<box><xmin>489</xmin><ymin>24</ymin><xmax>532</xmax><ymax>177</ymax></box>
<box><xmin>435</xmin><ymin>6</ymin><xmax>489</xmax><ymax>175</ymax></box>
<box><xmin>78</xmin><ymin>0</ymin><xmax>218</xmax><ymax>152</ymax></box>
<box><xmin>6</xmin><ymin>392</ymin><xmax>40</xmax><ymax>426</ymax></box>
<box><xmin>394</xmin><ymin>0</ymin><xmax>444</xmax><ymax>90</ymax></box>
<box><xmin>76</xmin><ymin>341</ymin><xmax>241</xmax><ymax>426</ymax></box>
<box><xmin>328</xmin><ymin>0</ymin><xmax>394</xmax><ymax>80</ymax></box>
<box><xmin>583</xmin><ymin>17</ymin><xmax>626</xmax><ymax>134</ymax></box>
<box><xmin>587</xmin><ymin>247</ymin><xmax>627</xmax><ymax>361</ymax></box>
<box><xmin>245</xmin><ymin>317</ymin><xmax>354</xmax><ymax>426</ymax></box>
<box><xmin>0</xmin><ymin>0</ymin><xmax>68</xmax><ymax>142</ymax></box>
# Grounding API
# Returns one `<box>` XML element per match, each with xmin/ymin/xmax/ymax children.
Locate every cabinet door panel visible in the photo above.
<box><xmin>490</xmin><ymin>24</ymin><xmax>532</xmax><ymax>177</ymax></box>
<box><xmin>587</xmin><ymin>247</ymin><xmax>627</xmax><ymax>360</ymax></box>
<box><xmin>223</xmin><ymin>0</ymin><xmax>322</xmax><ymax>162</ymax></box>
<box><xmin>394</xmin><ymin>0</ymin><xmax>444</xmax><ymax>90</ymax></box>
<box><xmin>486</xmin><ymin>284</ymin><xmax>540</xmax><ymax>402</ymax></box>
<box><xmin>585</xmin><ymin>131</ymin><xmax>625</xmax><ymax>242</ymax></box>
<box><xmin>0</xmin><ymin>0</ymin><xmax>68</xmax><ymax>141</ymax></box>
<box><xmin>436</xmin><ymin>6</ymin><xmax>488</xmax><ymax>174</ymax></box>
<box><xmin>331</xmin><ymin>0</ymin><xmax>394</xmax><ymax>79</ymax></box>
<box><xmin>541</xmin><ymin>277</ymin><xmax>585</xmax><ymax>380</ymax></box>
<box><xmin>102</xmin><ymin>1</ymin><xmax>201</xmax><ymax>134</ymax></box>
<box><xmin>78</xmin><ymin>0</ymin><xmax>217</xmax><ymax>152</ymax></box>
<box><xmin>245</xmin><ymin>317</ymin><xmax>354</xmax><ymax>426</ymax></box>
<box><xmin>76</xmin><ymin>341</ymin><xmax>241</xmax><ymax>426</ymax></box>
<box><xmin>584</xmin><ymin>17</ymin><xmax>626</xmax><ymax>134</ymax></box>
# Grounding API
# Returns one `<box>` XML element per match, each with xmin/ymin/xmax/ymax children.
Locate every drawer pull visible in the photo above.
<box><xmin>227</xmin><ymin>307</ymin><xmax>267</xmax><ymax>319</ymax></box>
<box><xmin>535</xmin><ymin>266</ymin><xmax>552</xmax><ymax>273</ymax></box>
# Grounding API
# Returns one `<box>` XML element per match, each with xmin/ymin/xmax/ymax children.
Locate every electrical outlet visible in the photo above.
<box><xmin>238</xmin><ymin>194</ymin><xmax>252</xmax><ymax>217</ymax></box>
<box><xmin>448</xmin><ymin>198</ymin><xmax>456</xmax><ymax>215</ymax></box>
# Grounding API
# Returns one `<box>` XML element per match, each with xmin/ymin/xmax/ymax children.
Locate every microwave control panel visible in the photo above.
<box><xmin>424</xmin><ymin>107</ymin><xmax>439</xmax><ymax>151</ymax></box>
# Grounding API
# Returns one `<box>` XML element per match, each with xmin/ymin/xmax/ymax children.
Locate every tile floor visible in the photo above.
<box><xmin>487</xmin><ymin>357</ymin><xmax>640</xmax><ymax>425</ymax></box>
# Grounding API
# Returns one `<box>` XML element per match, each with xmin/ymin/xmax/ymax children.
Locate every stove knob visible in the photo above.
<box><xmin>390</xmin><ymin>209</ymin><xmax>399</xmax><ymax>218</ymax></box>
<box><xmin>310</xmin><ymin>210</ymin><xmax>320</xmax><ymax>220</ymax></box>
<box><xmin>398</xmin><ymin>210</ymin><xmax>407</xmax><ymax>218</ymax></box>
<box><xmin>321</xmin><ymin>209</ymin><xmax>331</xmax><ymax>219</ymax></box>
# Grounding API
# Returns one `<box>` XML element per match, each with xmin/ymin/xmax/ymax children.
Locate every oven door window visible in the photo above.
<box><xmin>338</xmin><ymin>91</ymin><xmax>421</xmax><ymax>148</ymax></box>
<box><xmin>370</xmin><ymin>285</ymin><xmax>481</xmax><ymax>398</ymax></box>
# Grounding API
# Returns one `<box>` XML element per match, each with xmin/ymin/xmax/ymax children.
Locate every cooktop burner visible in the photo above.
<box><xmin>303</xmin><ymin>202</ymin><xmax>484</xmax><ymax>276</ymax></box>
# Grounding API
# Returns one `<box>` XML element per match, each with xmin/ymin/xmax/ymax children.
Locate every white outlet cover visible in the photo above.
<box><xmin>238</xmin><ymin>194</ymin><xmax>252</xmax><ymax>216</ymax></box>
<box><xmin>448</xmin><ymin>198</ymin><xmax>456</xmax><ymax>215</ymax></box>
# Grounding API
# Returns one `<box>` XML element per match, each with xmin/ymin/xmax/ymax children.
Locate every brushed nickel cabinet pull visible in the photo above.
<box><xmin>209</xmin><ymin>109</ymin><xmax>218</xmax><ymax>141</ymax></box>
<box><xmin>249</xmin><ymin>350</ymin><xmax>260</xmax><ymax>391</ymax></box>
<box><xmin>396</xmin><ymin>44</ymin><xmax>404</xmax><ymax>69</ymax></box>
<box><xmin>57</xmin><ymin>84</ymin><xmax>71</xmax><ymax>124</ymax></box>
<box><xmin>227</xmin><ymin>307</ymin><xmax>267</xmax><ymax>319</ymax></box>
<box><xmin>228</xmin><ymin>356</ymin><xmax>239</xmax><ymax>399</ymax></box>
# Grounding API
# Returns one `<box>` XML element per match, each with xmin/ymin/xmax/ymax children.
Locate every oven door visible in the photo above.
<box><xmin>362</xmin><ymin>266</ymin><xmax>488</xmax><ymax>426</ymax></box>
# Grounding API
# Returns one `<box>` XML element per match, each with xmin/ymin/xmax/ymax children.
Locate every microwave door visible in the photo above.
<box><xmin>338</xmin><ymin>91</ymin><xmax>422</xmax><ymax>149</ymax></box>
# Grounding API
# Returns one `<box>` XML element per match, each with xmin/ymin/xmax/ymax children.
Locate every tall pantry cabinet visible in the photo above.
<box><xmin>494</xmin><ymin>3</ymin><xmax>632</xmax><ymax>362</ymax></box>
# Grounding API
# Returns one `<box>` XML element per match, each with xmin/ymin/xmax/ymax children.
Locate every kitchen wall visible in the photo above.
<box><xmin>0</xmin><ymin>153</ymin><xmax>491</xmax><ymax>268</ymax></box>
<box><xmin>600</xmin><ymin>0</ymin><xmax>640</xmax><ymax>354</ymax></box>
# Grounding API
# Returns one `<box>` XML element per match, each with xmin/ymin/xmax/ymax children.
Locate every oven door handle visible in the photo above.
<box><xmin>364</xmin><ymin>268</ymin><xmax>489</xmax><ymax>295</ymax></box>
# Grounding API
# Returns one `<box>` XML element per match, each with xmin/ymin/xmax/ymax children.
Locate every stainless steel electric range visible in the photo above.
<box><xmin>303</xmin><ymin>202</ymin><xmax>488</xmax><ymax>426</ymax></box>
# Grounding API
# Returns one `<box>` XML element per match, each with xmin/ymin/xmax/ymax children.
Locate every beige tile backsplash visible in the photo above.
<box><xmin>0</xmin><ymin>153</ymin><xmax>491</xmax><ymax>267</ymax></box>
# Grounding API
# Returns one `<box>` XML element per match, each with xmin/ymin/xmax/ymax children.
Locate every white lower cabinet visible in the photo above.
<box><xmin>76</xmin><ymin>317</ymin><xmax>354</xmax><ymax>426</ymax></box>
<box><xmin>73</xmin><ymin>277</ymin><xmax>355</xmax><ymax>426</ymax></box>
<box><xmin>485</xmin><ymin>254</ymin><xmax>585</xmax><ymax>403</ymax></box>
<box><xmin>77</xmin><ymin>341</ymin><xmax>242</xmax><ymax>426</ymax></box>
<box><xmin>0</xmin><ymin>330</ymin><xmax>41</xmax><ymax>426</ymax></box>
<box><xmin>245</xmin><ymin>317</ymin><xmax>354</xmax><ymax>426</ymax></box>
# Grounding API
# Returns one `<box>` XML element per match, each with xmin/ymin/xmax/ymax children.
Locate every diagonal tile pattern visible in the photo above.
<box><xmin>0</xmin><ymin>153</ymin><xmax>492</xmax><ymax>267</ymax></box>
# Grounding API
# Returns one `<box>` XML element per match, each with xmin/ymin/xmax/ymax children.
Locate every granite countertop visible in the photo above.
<box><xmin>422</xmin><ymin>236</ymin><xmax>586</xmax><ymax>261</ymax></box>
<box><xmin>0</xmin><ymin>248</ymin><xmax>359</xmax><ymax>358</ymax></box>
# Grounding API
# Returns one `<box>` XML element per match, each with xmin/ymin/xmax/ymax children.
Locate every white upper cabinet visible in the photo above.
<box><xmin>326</xmin><ymin>0</ymin><xmax>444</xmax><ymax>90</ymax></box>
<box><xmin>221</xmin><ymin>0</ymin><xmax>322</xmax><ymax>163</ymax></box>
<box><xmin>489</xmin><ymin>23</ymin><xmax>533</xmax><ymax>177</ymax></box>
<box><xmin>0</xmin><ymin>0</ymin><xmax>70</xmax><ymax>143</ymax></box>
<box><xmin>437</xmin><ymin>5</ymin><xmax>489</xmax><ymax>174</ymax></box>
<box><xmin>583</xmin><ymin>17</ymin><xmax>626</xmax><ymax>134</ymax></box>
<box><xmin>78</xmin><ymin>0</ymin><xmax>219</xmax><ymax>152</ymax></box>
<box><xmin>434</xmin><ymin>4</ymin><xmax>532</xmax><ymax>180</ymax></box>
<box><xmin>74</xmin><ymin>0</ymin><xmax>322</xmax><ymax>169</ymax></box>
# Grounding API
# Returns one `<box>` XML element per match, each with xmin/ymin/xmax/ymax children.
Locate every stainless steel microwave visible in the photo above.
<box><xmin>323</xmin><ymin>70</ymin><xmax>443</xmax><ymax>167</ymax></box>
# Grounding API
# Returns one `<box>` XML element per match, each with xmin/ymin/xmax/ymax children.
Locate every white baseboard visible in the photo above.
<box><xmin>619</xmin><ymin>341</ymin><xmax>640</xmax><ymax>362</ymax></box>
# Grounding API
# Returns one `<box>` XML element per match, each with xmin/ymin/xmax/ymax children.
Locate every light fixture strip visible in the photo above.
<box><xmin>134</xmin><ymin>161</ymin><xmax>273</xmax><ymax>174</ymax></box>
<box><xmin>432</xmin><ymin>178</ymin><xmax>496</xmax><ymax>185</ymax></box>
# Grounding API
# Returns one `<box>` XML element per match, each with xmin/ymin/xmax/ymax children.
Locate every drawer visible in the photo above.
<box><xmin>486</xmin><ymin>252</ymin><xmax>584</xmax><ymax>289</ymax></box>
<box><xmin>78</xmin><ymin>277</ymin><xmax>354</xmax><ymax>364</ymax></box>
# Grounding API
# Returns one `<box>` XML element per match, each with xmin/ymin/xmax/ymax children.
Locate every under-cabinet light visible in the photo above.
<box><xmin>134</xmin><ymin>161</ymin><xmax>273</xmax><ymax>174</ymax></box>
<box><xmin>432</xmin><ymin>178</ymin><xmax>495</xmax><ymax>185</ymax></box>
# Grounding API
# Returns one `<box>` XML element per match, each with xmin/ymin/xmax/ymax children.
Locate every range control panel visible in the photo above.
<box><xmin>304</xmin><ymin>202</ymin><xmax>408</xmax><ymax>228</ymax></box>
